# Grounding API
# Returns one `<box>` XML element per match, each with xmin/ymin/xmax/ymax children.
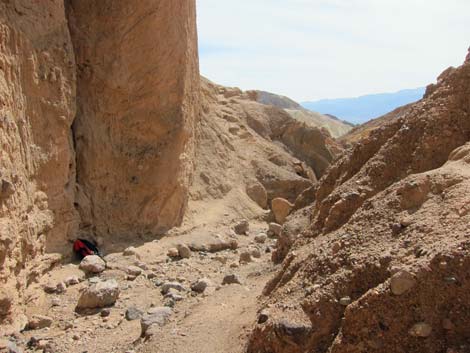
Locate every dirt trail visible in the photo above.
<box><xmin>8</xmin><ymin>220</ymin><xmax>278</xmax><ymax>353</ymax></box>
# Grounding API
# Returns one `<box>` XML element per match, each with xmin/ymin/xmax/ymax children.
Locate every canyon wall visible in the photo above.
<box><xmin>67</xmin><ymin>0</ymin><xmax>199</xmax><ymax>244</ymax></box>
<box><xmin>0</xmin><ymin>0</ymin><xmax>199</xmax><ymax>328</ymax></box>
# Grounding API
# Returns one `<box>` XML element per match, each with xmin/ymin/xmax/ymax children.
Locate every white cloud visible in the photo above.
<box><xmin>196</xmin><ymin>0</ymin><xmax>470</xmax><ymax>101</ymax></box>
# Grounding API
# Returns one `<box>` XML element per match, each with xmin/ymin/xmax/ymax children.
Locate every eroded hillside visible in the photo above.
<box><xmin>248</xmin><ymin>57</ymin><xmax>470</xmax><ymax>353</ymax></box>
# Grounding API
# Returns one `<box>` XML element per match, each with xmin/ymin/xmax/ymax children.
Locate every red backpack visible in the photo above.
<box><xmin>73</xmin><ymin>239</ymin><xmax>101</xmax><ymax>259</ymax></box>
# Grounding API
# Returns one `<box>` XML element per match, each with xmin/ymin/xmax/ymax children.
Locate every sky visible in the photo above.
<box><xmin>196</xmin><ymin>0</ymin><xmax>470</xmax><ymax>102</ymax></box>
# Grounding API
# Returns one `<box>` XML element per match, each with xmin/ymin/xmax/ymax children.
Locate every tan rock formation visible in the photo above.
<box><xmin>66</xmin><ymin>0</ymin><xmax>199</xmax><ymax>241</ymax></box>
<box><xmin>0</xmin><ymin>0</ymin><xmax>78</xmax><ymax>328</ymax></box>
<box><xmin>248</xmin><ymin>58</ymin><xmax>470</xmax><ymax>353</ymax></box>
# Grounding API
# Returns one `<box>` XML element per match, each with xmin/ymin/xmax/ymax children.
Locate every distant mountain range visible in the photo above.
<box><xmin>301</xmin><ymin>87</ymin><xmax>426</xmax><ymax>125</ymax></box>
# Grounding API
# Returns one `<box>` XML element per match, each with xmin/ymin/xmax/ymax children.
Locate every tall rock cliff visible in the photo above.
<box><xmin>66</xmin><ymin>0</ymin><xmax>199</xmax><ymax>243</ymax></box>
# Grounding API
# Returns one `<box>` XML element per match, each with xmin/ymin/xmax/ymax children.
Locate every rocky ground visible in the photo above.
<box><xmin>0</xmin><ymin>217</ymin><xmax>283</xmax><ymax>353</ymax></box>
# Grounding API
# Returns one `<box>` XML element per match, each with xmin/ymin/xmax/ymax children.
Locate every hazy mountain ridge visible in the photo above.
<box><xmin>302</xmin><ymin>87</ymin><xmax>426</xmax><ymax>124</ymax></box>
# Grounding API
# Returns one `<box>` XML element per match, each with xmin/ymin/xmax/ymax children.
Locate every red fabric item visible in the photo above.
<box><xmin>73</xmin><ymin>239</ymin><xmax>94</xmax><ymax>257</ymax></box>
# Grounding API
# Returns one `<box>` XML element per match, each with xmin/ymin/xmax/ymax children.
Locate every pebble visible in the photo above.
<box><xmin>390</xmin><ymin>270</ymin><xmax>416</xmax><ymax>295</ymax></box>
<box><xmin>177</xmin><ymin>244</ymin><xmax>191</xmax><ymax>259</ymax></box>
<box><xmin>161</xmin><ymin>282</ymin><xmax>186</xmax><ymax>295</ymax></box>
<box><xmin>222</xmin><ymin>274</ymin><xmax>242</xmax><ymax>285</ymax></box>
<box><xmin>65</xmin><ymin>276</ymin><xmax>80</xmax><ymax>286</ymax></box>
<box><xmin>339</xmin><ymin>296</ymin><xmax>351</xmax><ymax>306</ymax></box>
<box><xmin>234</xmin><ymin>220</ymin><xmax>249</xmax><ymax>235</ymax></box>
<box><xmin>191</xmin><ymin>278</ymin><xmax>212</xmax><ymax>293</ymax></box>
<box><xmin>258</xmin><ymin>310</ymin><xmax>269</xmax><ymax>324</ymax></box>
<box><xmin>409</xmin><ymin>322</ymin><xmax>432</xmax><ymax>337</ymax></box>
<box><xmin>250</xmin><ymin>248</ymin><xmax>261</xmax><ymax>259</ymax></box>
<box><xmin>100</xmin><ymin>308</ymin><xmax>111</xmax><ymax>317</ymax></box>
<box><xmin>126</xmin><ymin>266</ymin><xmax>142</xmax><ymax>276</ymax></box>
<box><xmin>254</xmin><ymin>233</ymin><xmax>267</xmax><ymax>244</ymax></box>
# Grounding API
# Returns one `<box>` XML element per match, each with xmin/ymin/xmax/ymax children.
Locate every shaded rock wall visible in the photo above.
<box><xmin>67</xmin><ymin>0</ymin><xmax>199</xmax><ymax>242</ymax></box>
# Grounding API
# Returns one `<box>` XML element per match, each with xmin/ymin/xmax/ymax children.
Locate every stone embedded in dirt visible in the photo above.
<box><xmin>164</xmin><ymin>288</ymin><xmax>184</xmax><ymax>302</ymax></box>
<box><xmin>213</xmin><ymin>255</ymin><xmax>228</xmax><ymax>264</ymax></box>
<box><xmin>141</xmin><ymin>307</ymin><xmax>173</xmax><ymax>337</ymax></box>
<box><xmin>409</xmin><ymin>322</ymin><xmax>432</xmax><ymax>337</ymax></box>
<box><xmin>126</xmin><ymin>266</ymin><xmax>142</xmax><ymax>276</ymax></box>
<box><xmin>239</xmin><ymin>251</ymin><xmax>252</xmax><ymax>263</ymax></box>
<box><xmin>390</xmin><ymin>270</ymin><xmax>416</xmax><ymax>295</ymax></box>
<box><xmin>65</xmin><ymin>276</ymin><xmax>80</xmax><ymax>286</ymax></box>
<box><xmin>339</xmin><ymin>296</ymin><xmax>352</xmax><ymax>306</ymax></box>
<box><xmin>76</xmin><ymin>279</ymin><xmax>120</xmax><ymax>310</ymax></box>
<box><xmin>126</xmin><ymin>307</ymin><xmax>143</xmax><ymax>321</ymax></box>
<box><xmin>400</xmin><ymin>216</ymin><xmax>413</xmax><ymax>227</ymax></box>
<box><xmin>27</xmin><ymin>315</ymin><xmax>53</xmax><ymax>330</ymax></box>
<box><xmin>167</xmin><ymin>248</ymin><xmax>179</xmax><ymax>258</ymax></box>
<box><xmin>254</xmin><ymin>233</ymin><xmax>267</xmax><ymax>244</ymax></box>
<box><xmin>258</xmin><ymin>310</ymin><xmax>269</xmax><ymax>324</ymax></box>
<box><xmin>161</xmin><ymin>282</ymin><xmax>186</xmax><ymax>295</ymax></box>
<box><xmin>134</xmin><ymin>261</ymin><xmax>149</xmax><ymax>270</ymax></box>
<box><xmin>191</xmin><ymin>278</ymin><xmax>212</xmax><ymax>293</ymax></box>
<box><xmin>246</xmin><ymin>181</ymin><xmax>268</xmax><ymax>209</ymax></box>
<box><xmin>188</xmin><ymin>238</ymin><xmax>238</xmax><ymax>253</ymax></box>
<box><xmin>268</xmin><ymin>222</ymin><xmax>282</xmax><ymax>237</ymax></box>
<box><xmin>234</xmin><ymin>220</ymin><xmax>249</xmax><ymax>235</ymax></box>
<box><xmin>177</xmin><ymin>244</ymin><xmax>191</xmax><ymax>259</ymax></box>
<box><xmin>250</xmin><ymin>248</ymin><xmax>262</xmax><ymax>259</ymax></box>
<box><xmin>271</xmin><ymin>198</ymin><xmax>293</xmax><ymax>224</ymax></box>
<box><xmin>101</xmin><ymin>308</ymin><xmax>111</xmax><ymax>317</ymax></box>
<box><xmin>79</xmin><ymin>255</ymin><xmax>106</xmax><ymax>274</ymax></box>
<box><xmin>222</xmin><ymin>274</ymin><xmax>242</xmax><ymax>285</ymax></box>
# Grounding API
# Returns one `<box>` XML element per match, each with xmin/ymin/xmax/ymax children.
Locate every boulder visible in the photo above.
<box><xmin>76</xmin><ymin>280</ymin><xmax>120</xmax><ymax>309</ymax></box>
<box><xmin>79</xmin><ymin>255</ymin><xmax>106</xmax><ymax>274</ymax></box>
<box><xmin>271</xmin><ymin>198</ymin><xmax>293</xmax><ymax>224</ymax></box>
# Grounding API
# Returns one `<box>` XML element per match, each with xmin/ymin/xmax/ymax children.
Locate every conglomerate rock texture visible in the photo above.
<box><xmin>0</xmin><ymin>0</ymin><xmax>199</xmax><ymax>330</ymax></box>
<box><xmin>248</xmin><ymin>60</ymin><xmax>470</xmax><ymax>353</ymax></box>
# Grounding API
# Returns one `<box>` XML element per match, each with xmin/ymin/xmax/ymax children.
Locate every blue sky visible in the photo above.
<box><xmin>196</xmin><ymin>0</ymin><xmax>470</xmax><ymax>101</ymax></box>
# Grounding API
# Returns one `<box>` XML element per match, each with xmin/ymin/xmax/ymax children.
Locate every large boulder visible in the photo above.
<box><xmin>76</xmin><ymin>280</ymin><xmax>120</xmax><ymax>310</ymax></box>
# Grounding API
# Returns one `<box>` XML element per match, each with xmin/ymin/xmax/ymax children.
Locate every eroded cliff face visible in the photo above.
<box><xmin>0</xmin><ymin>0</ymin><xmax>199</xmax><ymax>328</ymax></box>
<box><xmin>66</xmin><ymin>0</ymin><xmax>199</xmax><ymax>243</ymax></box>
<box><xmin>0</xmin><ymin>0</ymin><xmax>78</xmax><ymax>328</ymax></box>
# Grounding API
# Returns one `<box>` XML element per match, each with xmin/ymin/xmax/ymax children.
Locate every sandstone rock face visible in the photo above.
<box><xmin>66</xmin><ymin>0</ymin><xmax>199</xmax><ymax>240</ymax></box>
<box><xmin>249</xmin><ymin>60</ymin><xmax>470</xmax><ymax>353</ymax></box>
<box><xmin>0</xmin><ymin>0</ymin><xmax>78</xmax><ymax>327</ymax></box>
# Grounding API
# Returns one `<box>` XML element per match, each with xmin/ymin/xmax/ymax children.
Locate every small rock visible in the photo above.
<box><xmin>239</xmin><ymin>251</ymin><xmax>252</xmax><ymax>263</ymax></box>
<box><xmin>409</xmin><ymin>322</ymin><xmax>432</xmax><ymax>337</ymax></box>
<box><xmin>126</xmin><ymin>266</ymin><xmax>142</xmax><ymax>276</ymax></box>
<box><xmin>79</xmin><ymin>255</ymin><xmax>106</xmax><ymax>274</ymax></box>
<box><xmin>258</xmin><ymin>310</ymin><xmax>269</xmax><ymax>324</ymax></box>
<box><xmin>213</xmin><ymin>255</ymin><xmax>228</xmax><ymax>264</ymax></box>
<box><xmin>134</xmin><ymin>261</ymin><xmax>149</xmax><ymax>271</ymax></box>
<box><xmin>167</xmin><ymin>248</ymin><xmax>179</xmax><ymax>258</ymax></box>
<box><xmin>126</xmin><ymin>307</ymin><xmax>143</xmax><ymax>321</ymax></box>
<box><xmin>339</xmin><ymin>296</ymin><xmax>351</xmax><ymax>306</ymax></box>
<box><xmin>400</xmin><ymin>216</ymin><xmax>413</xmax><ymax>227</ymax></box>
<box><xmin>254</xmin><ymin>233</ymin><xmax>267</xmax><ymax>244</ymax></box>
<box><xmin>54</xmin><ymin>282</ymin><xmax>67</xmax><ymax>294</ymax></box>
<box><xmin>100</xmin><ymin>308</ymin><xmax>111</xmax><ymax>317</ymax></box>
<box><xmin>222</xmin><ymin>274</ymin><xmax>242</xmax><ymax>285</ymax></box>
<box><xmin>191</xmin><ymin>278</ymin><xmax>212</xmax><ymax>293</ymax></box>
<box><xmin>72</xmin><ymin>334</ymin><xmax>80</xmax><ymax>340</ymax></box>
<box><xmin>76</xmin><ymin>279</ymin><xmax>120</xmax><ymax>309</ymax></box>
<box><xmin>28</xmin><ymin>315</ymin><xmax>53</xmax><ymax>330</ymax></box>
<box><xmin>390</xmin><ymin>270</ymin><xmax>416</xmax><ymax>295</ymax></box>
<box><xmin>164</xmin><ymin>288</ymin><xmax>184</xmax><ymax>302</ymax></box>
<box><xmin>250</xmin><ymin>248</ymin><xmax>261</xmax><ymax>259</ymax></box>
<box><xmin>141</xmin><ymin>307</ymin><xmax>172</xmax><ymax>336</ymax></box>
<box><xmin>442</xmin><ymin>319</ymin><xmax>455</xmax><ymax>330</ymax></box>
<box><xmin>230</xmin><ymin>262</ymin><xmax>239</xmax><ymax>268</ymax></box>
<box><xmin>234</xmin><ymin>220</ymin><xmax>249</xmax><ymax>235</ymax></box>
<box><xmin>268</xmin><ymin>223</ymin><xmax>282</xmax><ymax>237</ymax></box>
<box><xmin>161</xmin><ymin>282</ymin><xmax>186</xmax><ymax>295</ymax></box>
<box><xmin>65</xmin><ymin>276</ymin><xmax>80</xmax><ymax>286</ymax></box>
<box><xmin>177</xmin><ymin>244</ymin><xmax>191</xmax><ymax>259</ymax></box>
<box><xmin>50</xmin><ymin>297</ymin><xmax>61</xmax><ymax>307</ymax></box>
